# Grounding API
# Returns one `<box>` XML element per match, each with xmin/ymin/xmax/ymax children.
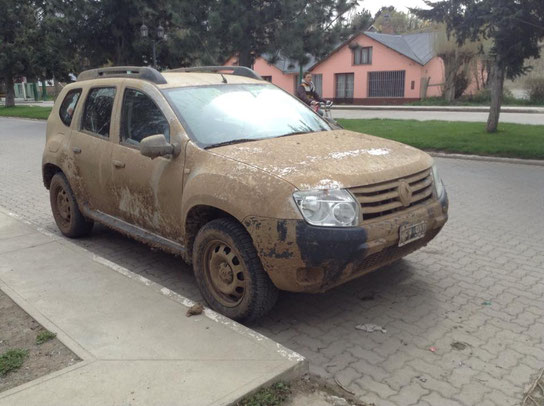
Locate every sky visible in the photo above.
<box><xmin>358</xmin><ymin>0</ymin><xmax>430</xmax><ymax>16</ymax></box>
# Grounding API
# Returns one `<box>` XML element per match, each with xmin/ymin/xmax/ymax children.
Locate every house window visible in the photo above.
<box><xmin>368</xmin><ymin>71</ymin><xmax>405</xmax><ymax>98</ymax></box>
<box><xmin>262</xmin><ymin>76</ymin><xmax>272</xmax><ymax>82</ymax></box>
<box><xmin>335</xmin><ymin>73</ymin><xmax>354</xmax><ymax>100</ymax></box>
<box><xmin>354</xmin><ymin>47</ymin><xmax>372</xmax><ymax>65</ymax></box>
<box><xmin>312</xmin><ymin>74</ymin><xmax>323</xmax><ymax>97</ymax></box>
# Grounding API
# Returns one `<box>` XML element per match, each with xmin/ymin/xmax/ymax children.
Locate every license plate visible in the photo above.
<box><xmin>398</xmin><ymin>221</ymin><xmax>427</xmax><ymax>247</ymax></box>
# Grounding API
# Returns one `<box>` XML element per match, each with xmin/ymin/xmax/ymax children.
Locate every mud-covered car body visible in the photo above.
<box><xmin>42</xmin><ymin>66</ymin><xmax>448</xmax><ymax>319</ymax></box>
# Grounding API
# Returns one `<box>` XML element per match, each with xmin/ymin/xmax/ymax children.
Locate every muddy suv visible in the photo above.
<box><xmin>43</xmin><ymin>66</ymin><xmax>448</xmax><ymax>321</ymax></box>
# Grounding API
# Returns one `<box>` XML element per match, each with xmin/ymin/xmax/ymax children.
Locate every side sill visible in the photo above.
<box><xmin>80</xmin><ymin>205</ymin><xmax>187</xmax><ymax>258</ymax></box>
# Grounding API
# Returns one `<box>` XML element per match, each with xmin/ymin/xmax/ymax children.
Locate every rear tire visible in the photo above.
<box><xmin>50</xmin><ymin>173</ymin><xmax>93</xmax><ymax>238</ymax></box>
<box><xmin>192</xmin><ymin>218</ymin><xmax>278</xmax><ymax>322</ymax></box>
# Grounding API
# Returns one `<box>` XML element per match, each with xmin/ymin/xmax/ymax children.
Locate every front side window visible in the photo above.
<box><xmin>120</xmin><ymin>89</ymin><xmax>170</xmax><ymax>146</ymax></box>
<box><xmin>353</xmin><ymin>47</ymin><xmax>372</xmax><ymax>65</ymax></box>
<box><xmin>164</xmin><ymin>84</ymin><xmax>330</xmax><ymax>148</ymax></box>
<box><xmin>81</xmin><ymin>87</ymin><xmax>116</xmax><ymax>137</ymax></box>
<box><xmin>59</xmin><ymin>89</ymin><xmax>82</xmax><ymax>127</ymax></box>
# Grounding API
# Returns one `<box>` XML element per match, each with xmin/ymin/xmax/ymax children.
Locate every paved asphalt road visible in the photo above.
<box><xmin>1</xmin><ymin>117</ymin><xmax>543</xmax><ymax>406</ymax></box>
<box><xmin>333</xmin><ymin>109</ymin><xmax>544</xmax><ymax>125</ymax></box>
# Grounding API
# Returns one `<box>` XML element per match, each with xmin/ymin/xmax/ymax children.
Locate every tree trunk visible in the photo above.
<box><xmin>442</xmin><ymin>54</ymin><xmax>457</xmax><ymax>102</ymax></box>
<box><xmin>486</xmin><ymin>60</ymin><xmax>505</xmax><ymax>133</ymax></box>
<box><xmin>238</xmin><ymin>40</ymin><xmax>253</xmax><ymax>68</ymax></box>
<box><xmin>53</xmin><ymin>77</ymin><xmax>62</xmax><ymax>100</ymax></box>
<box><xmin>5</xmin><ymin>76</ymin><xmax>15</xmax><ymax>107</ymax></box>
<box><xmin>238</xmin><ymin>50</ymin><xmax>252</xmax><ymax>68</ymax></box>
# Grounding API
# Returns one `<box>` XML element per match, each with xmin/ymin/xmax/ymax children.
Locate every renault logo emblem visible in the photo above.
<box><xmin>398</xmin><ymin>182</ymin><xmax>412</xmax><ymax>207</ymax></box>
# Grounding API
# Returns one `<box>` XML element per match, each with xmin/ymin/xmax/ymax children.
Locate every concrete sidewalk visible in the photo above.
<box><xmin>0</xmin><ymin>209</ymin><xmax>306</xmax><ymax>406</ymax></box>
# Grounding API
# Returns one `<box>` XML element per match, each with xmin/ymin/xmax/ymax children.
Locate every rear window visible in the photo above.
<box><xmin>59</xmin><ymin>89</ymin><xmax>82</xmax><ymax>127</ymax></box>
<box><xmin>81</xmin><ymin>87</ymin><xmax>116</xmax><ymax>137</ymax></box>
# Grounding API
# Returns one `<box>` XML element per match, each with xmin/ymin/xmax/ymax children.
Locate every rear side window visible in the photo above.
<box><xmin>59</xmin><ymin>89</ymin><xmax>82</xmax><ymax>127</ymax></box>
<box><xmin>120</xmin><ymin>88</ymin><xmax>170</xmax><ymax>145</ymax></box>
<box><xmin>81</xmin><ymin>87</ymin><xmax>116</xmax><ymax>137</ymax></box>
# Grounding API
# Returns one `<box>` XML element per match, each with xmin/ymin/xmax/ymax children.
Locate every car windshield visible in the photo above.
<box><xmin>163</xmin><ymin>83</ymin><xmax>331</xmax><ymax>148</ymax></box>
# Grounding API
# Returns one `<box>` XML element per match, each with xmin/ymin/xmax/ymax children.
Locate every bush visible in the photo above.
<box><xmin>465</xmin><ymin>88</ymin><xmax>514</xmax><ymax>104</ymax></box>
<box><xmin>525</xmin><ymin>78</ymin><xmax>544</xmax><ymax>103</ymax></box>
<box><xmin>0</xmin><ymin>349</ymin><xmax>29</xmax><ymax>376</ymax></box>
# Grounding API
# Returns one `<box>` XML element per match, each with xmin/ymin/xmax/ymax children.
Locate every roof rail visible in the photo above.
<box><xmin>77</xmin><ymin>66</ymin><xmax>167</xmax><ymax>84</ymax></box>
<box><xmin>167</xmin><ymin>66</ymin><xmax>263</xmax><ymax>80</ymax></box>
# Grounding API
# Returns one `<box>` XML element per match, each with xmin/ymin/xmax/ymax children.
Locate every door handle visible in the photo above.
<box><xmin>72</xmin><ymin>147</ymin><xmax>81</xmax><ymax>154</ymax></box>
<box><xmin>112</xmin><ymin>160</ymin><xmax>125</xmax><ymax>168</ymax></box>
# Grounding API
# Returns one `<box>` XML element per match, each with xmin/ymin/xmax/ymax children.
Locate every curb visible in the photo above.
<box><xmin>0</xmin><ymin>208</ymin><xmax>308</xmax><ymax>405</ymax></box>
<box><xmin>430</xmin><ymin>152</ymin><xmax>544</xmax><ymax>167</ymax></box>
<box><xmin>0</xmin><ymin>208</ymin><xmax>306</xmax><ymax>366</ymax></box>
<box><xmin>332</xmin><ymin>105</ymin><xmax>544</xmax><ymax>114</ymax></box>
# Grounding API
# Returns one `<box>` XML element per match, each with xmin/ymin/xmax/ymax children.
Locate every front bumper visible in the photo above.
<box><xmin>244</xmin><ymin>193</ymin><xmax>448</xmax><ymax>293</ymax></box>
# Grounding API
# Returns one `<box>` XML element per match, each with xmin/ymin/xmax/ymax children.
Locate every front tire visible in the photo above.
<box><xmin>192</xmin><ymin>218</ymin><xmax>278</xmax><ymax>322</ymax></box>
<box><xmin>50</xmin><ymin>173</ymin><xmax>93</xmax><ymax>238</ymax></box>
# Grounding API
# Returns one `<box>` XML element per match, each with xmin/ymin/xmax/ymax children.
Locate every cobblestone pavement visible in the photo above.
<box><xmin>1</xmin><ymin>117</ymin><xmax>543</xmax><ymax>406</ymax></box>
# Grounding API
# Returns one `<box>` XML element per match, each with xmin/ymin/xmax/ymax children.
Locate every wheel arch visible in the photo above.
<box><xmin>43</xmin><ymin>163</ymin><xmax>63</xmax><ymax>190</ymax></box>
<box><xmin>184</xmin><ymin>205</ymin><xmax>241</xmax><ymax>263</ymax></box>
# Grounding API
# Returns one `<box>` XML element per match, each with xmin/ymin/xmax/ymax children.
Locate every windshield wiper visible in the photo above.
<box><xmin>205</xmin><ymin>138</ymin><xmax>259</xmax><ymax>149</ymax></box>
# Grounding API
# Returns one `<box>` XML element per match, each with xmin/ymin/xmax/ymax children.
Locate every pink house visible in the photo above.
<box><xmin>311</xmin><ymin>31</ymin><xmax>444</xmax><ymax>104</ymax></box>
<box><xmin>226</xmin><ymin>31</ymin><xmax>446</xmax><ymax>104</ymax></box>
<box><xmin>223</xmin><ymin>54</ymin><xmax>315</xmax><ymax>95</ymax></box>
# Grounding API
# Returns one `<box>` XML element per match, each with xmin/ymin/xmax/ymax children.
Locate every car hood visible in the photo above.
<box><xmin>210</xmin><ymin>130</ymin><xmax>433</xmax><ymax>190</ymax></box>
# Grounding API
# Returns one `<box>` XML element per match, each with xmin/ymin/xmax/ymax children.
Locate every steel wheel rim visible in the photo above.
<box><xmin>55</xmin><ymin>187</ymin><xmax>71</xmax><ymax>226</ymax></box>
<box><xmin>204</xmin><ymin>240</ymin><xmax>247</xmax><ymax>307</ymax></box>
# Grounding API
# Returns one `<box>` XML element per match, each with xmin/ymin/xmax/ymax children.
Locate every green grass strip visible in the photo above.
<box><xmin>0</xmin><ymin>349</ymin><xmax>29</xmax><ymax>376</ymax></box>
<box><xmin>0</xmin><ymin>106</ymin><xmax>52</xmax><ymax>120</ymax></box>
<box><xmin>338</xmin><ymin>119</ymin><xmax>544</xmax><ymax>160</ymax></box>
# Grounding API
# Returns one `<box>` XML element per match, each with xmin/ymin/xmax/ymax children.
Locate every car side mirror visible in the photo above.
<box><xmin>140</xmin><ymin>134</ymin><xmax>180</xmax><ymax>159</ymax></box>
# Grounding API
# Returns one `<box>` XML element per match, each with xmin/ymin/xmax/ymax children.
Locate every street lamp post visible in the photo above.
<box><xmin>140</xmin><ymin>23</ymin><xmax>166</xmax><ymax>69</ymax></box>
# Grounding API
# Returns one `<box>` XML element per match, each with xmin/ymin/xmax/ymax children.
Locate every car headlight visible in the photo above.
<box><xmin>293</xmin><ymin>189</ymin><xmax>360</xmax><ymax>227</ymax></box>
<box><xmin>431</xmin><ymin>164</ymin><xmax>445</xmax><ymax>198</ymax></box>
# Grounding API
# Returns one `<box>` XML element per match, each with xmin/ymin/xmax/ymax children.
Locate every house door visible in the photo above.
<box><xmin>335</xmin><ymin>73</ymin><xmax>354</xmax><ymax>103</ymax></box>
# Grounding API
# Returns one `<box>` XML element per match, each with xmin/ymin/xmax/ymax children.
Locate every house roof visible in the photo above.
<box><xmin>261</xmin><ymin>53</ymin><xmax>318</xmax><ymax>74</ymax></box>
<box><xmin>309</xmin><ymin>31</ymin><xmax>436</xmax><ymax>70</ymax></box>
<box><xmin>359</xmin><ymin>31</ymin><xmax>436</xmax><ymax>65</ymax></box>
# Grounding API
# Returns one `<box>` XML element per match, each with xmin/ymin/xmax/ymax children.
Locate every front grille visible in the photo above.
<box><xmin>349</xmin><ymin>169</ymin><xmax>434</xmax><ymax>221</ymax></box>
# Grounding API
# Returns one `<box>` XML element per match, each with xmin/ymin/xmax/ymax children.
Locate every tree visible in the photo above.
<box><xmin>33</xmin><ymin>0</ymin><xmax>87</xmax><ymax>94</ymax></box>
<box><xmin>346</xmin><ymin>9</ymin><xmax>373</xmax><ymax>35</ymax></box>
<box><xmin>0</xmin><ymin>0</ymin><xmax>40</xmax><ymax>107</ymax></box>
<box><xmin>414</xmin><ymin>0</ymin><xmax>544</xmax><ymax>133</ymax></box>
<box><xmin>433</xmin><ymin>25</ymin><xmax>481</xmax><ymax>102</ymax></box>
<box><xmin>271</xmin><ymin>0</ymin><xmax>359</xmax><ymax>76</ymax></box>
<box><xmin>209</xmin><ymin>0</ymin><xmax>360</xmax><ymax>68</ymax></box>
<box><xmin>163</xmin><ymin>0</ymin><xmax>221</xmax><ymax>66</ymax></box>
<box><xmin>374</xmin><ymin>7</ymin><xmax>427</xmax><ymax>34</ymax></box>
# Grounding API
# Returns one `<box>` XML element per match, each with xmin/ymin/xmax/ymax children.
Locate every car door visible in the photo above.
<box><xmin>69</xmin><ymin>83</ymin><xmax>119</xmax><ymax>215</ymax></box>
<box><xmin>109</xmin><ymin>81</ymin><xmax>185</xmax><ymax>242</ymax></box>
